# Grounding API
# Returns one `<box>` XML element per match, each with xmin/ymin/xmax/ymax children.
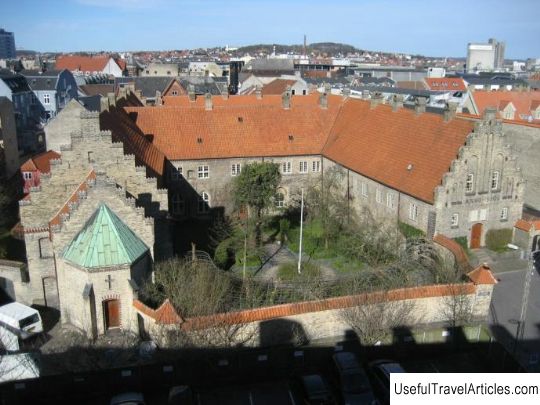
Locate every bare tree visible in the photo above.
<box><xmin>441</xmin><ymin>283</ymin><xmax>474</xmax><ymax>328</ymax></box>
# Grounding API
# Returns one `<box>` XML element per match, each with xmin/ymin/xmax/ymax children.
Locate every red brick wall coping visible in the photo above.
<box><xmin>133</xmin><ymin>281</ymin><xmax>483</xmax><ymax>330</ymax></box>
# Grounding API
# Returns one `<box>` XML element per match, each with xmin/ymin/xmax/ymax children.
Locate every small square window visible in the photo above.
<box><xmin>500</xmin><ymin>207</ymin><xmax>508</xmax><ymax>221</ymax></box>
<box><xmin>231</xmin><ymin>163</ymin><xmax>241</xmax><ymax>176</ymax></box>
<box><xmin>451</xmin><ymin>213</ymin><xmax>459</xmax><ymax>227</ymax></box>
<box><xmin>198</xmin><ymin>165</ymin><xmax>209</xmax><ymax>179</ymax></box>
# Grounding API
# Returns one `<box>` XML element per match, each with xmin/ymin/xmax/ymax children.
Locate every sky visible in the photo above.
<box><xmin>2</xmin><ymin>0</ymin><xmax>539</xmax><ymax>59</ymax></box>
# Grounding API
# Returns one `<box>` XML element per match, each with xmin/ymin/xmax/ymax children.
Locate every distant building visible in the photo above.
<box><xmin>466</xmin><ymin>39</ymin><xmax>505</xmax><ymax>72</ymax></box>
<box><xmin>0</xmin><ymin>28</ymin><xmax>16</xmax><ymax>60</ymax></box>
<box><xmin>20</xmin><ymin>150</ymin><xmax>60</xmax><ymax>193</ymax></box>
<box><xmin>22</xmin><ymin>69</ymin><xmax>78</xmax><ymax>120</ymax></box>
<box><xmin>55</xmin><ymin>55</ymin><xmax>125</xmax><ymax>77</ymax></box>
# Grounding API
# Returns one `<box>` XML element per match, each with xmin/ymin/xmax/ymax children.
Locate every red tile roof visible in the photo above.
<box><xmin>424</xmin><ymin>78</ymin><xmax>467</xmax><ymax>92</ymax></box>
<box><xmin>433</xmin><ymin>234</ymin><xmax>472</xmax><ymax>271</ymax></box>
<box><xmin>261</xmin><ymin>79</ymin><xmax>297</xmax><ymax>96</ymax></box>
<box><xmin>467</xmin><ymin>263</ymin><xmax>498</xmax><ymax>285</ymax></box>
<box><xmin>126</xmin><ymin>94</ymin><xmax>342</xmax><ymax>161</ymax></box>
<box><xmin>514</xmin><ymin>219</ymin><xmax>540</xmax><ymax>232</ymax></box>
<box><xmin>56</xmin><ymin>55</ymin><xmax>112</xmax><ymax>73</ymax></box>
<box><xmin>20</xmin><ymin>150</ymin><xmax>61</xmax><ymax>173</ymax></box>
<box><xmin>100</xmin><ymin>106</ymin><xmax>166</xmax><ymax>176</ymax></box>
<box><xmin>471</xmin><ymin>90</ymin><xmax>540</xmax><ymax>121</ymax></box>
<box><xmin>323</xmin><ymin>100</ymin><xmax>475</xmax><ymax>203</ymax></box>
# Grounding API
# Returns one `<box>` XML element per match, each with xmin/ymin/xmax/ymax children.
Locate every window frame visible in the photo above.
<box><xmin>451</xmin><ymin>213</ymin><xmax>459</xmax><ymax>227</ymax></box>
<box><xmin>198</xmin><ymin>192</ymin><xmax>210</xmax><ymax>214</ymax></box>
<box><xmin>500</xmin><ymin>207</ymin><xmax>508</xmax><ymax>221</ymax></box>
<box><xmin>361</xmin><ymin>182</ymin><xmax>368</xmax><ymax>197</ymax></box>
<box><xmin>299</xmin><ymin>161</ymin><xmax>308</xmax><ymax>173</ymax></box>
<box><xmin>43</xmin><ymin>93</ymin><xmax>50</xmax><ymax>105</ymax></box>
<box><xmin>491</xmin><ymin>170</ymin><xmax>500</xmax><ymax>191</ymax></box>
<box><xmin>197</xmin><ymin>165</ymin><xmax>209</xmax><ymax>179</ymax></box>
<box><xmin>282</xmin><ymin>161</ymin><xmax>292</xmax><ymax>174</ymax></box>
<box><xmin>275</xmin><ymin>192</ymin><xmax>285</xmax><ymax>208</ymax></box>
<box><xmin>409</xmin><ymin>203</ymin><xmax>418</xmax><ymax>221</ymax></box>
<box><xmin>231</xmin><ymin>163</ymin><xmax>241</xmax><ymax>176</ymax></box>
<box><xmin>465</xmin><ymin>173</ymin><xmax>474</xmax><ymax>193</ymax></box>
<box><xmin>311</xmin><ymin>160</ymin><xmax>321</xmax><ymax>172</ymax></box>
<box><xmin>376</xmin><ymin>188</ymin><xmax>382</xmax><ymax>204</ymax></box>
<box><xmin>386</xmin><ymin>192</ymin><xmax>394</xmax><ymax>209</ymax></box>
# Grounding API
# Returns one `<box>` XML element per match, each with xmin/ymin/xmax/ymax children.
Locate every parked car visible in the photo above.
<box><xmin>333</xmin><ymin>352</ymin><xmax>378</xmax><ymax>405</ymax></box>
<box><xmin>300</xmin><ymin>374</ymin><xmax>336</xmax><ymax>405</ymax></box>
<box><xmin>368</xmin><ymin>360</ymin><xmax>406</xmax><ymax>405</ymax></box>
<box><xmin>110</xmin><ymin>392</ymin><xmax>146</xmax><ymax>405</ymax></box>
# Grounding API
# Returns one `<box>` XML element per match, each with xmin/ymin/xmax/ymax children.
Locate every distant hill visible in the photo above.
<box><xmin>235</xmin><ymin>42</ymin><xmax>363</xmax><ymax>57</ymax></box>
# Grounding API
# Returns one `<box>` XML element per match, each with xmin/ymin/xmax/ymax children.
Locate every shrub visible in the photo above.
<box><xmin>485</xmin><ymin>229</ymin><xmax>513</xmax><ymax>252</ymax></box>
<box><xmin>398</xmin><ymin>221</ymin><xmax>425</xmax><ymax>239</ymax></box>
<box><xmin>214</xmin><ymin>239</ymin><xmax>234</xmax><ymax>269</ymax></box>
<box><xmin>279</xmin><ymin>218</ymin><xmax>290</xmax><ymax>243</ymax></box>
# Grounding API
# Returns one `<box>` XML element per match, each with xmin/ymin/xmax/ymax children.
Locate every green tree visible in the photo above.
<box><xmin>233</xmin><ymin>162</ymin><xmax>281</xmax><ymax>246</ymax></box>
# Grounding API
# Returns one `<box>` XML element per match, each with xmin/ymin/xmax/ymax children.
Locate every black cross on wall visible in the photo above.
<box><xmin>105</xmin><ymin>274</ymin><xmax>114</xmax><ymax>290</ymax></box>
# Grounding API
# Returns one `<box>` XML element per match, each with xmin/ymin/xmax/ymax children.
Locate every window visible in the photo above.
<box><xmin>299</xmin><ymin>161</ymin><xmax>308</xmax><ymax>173</ymax></box>
<box><xmin>23</xmin><ymin>172</ymin><xmax>32</xmax><ymax>180</ymax></box>
<box><xmin>312</xmin><ymin>161</ymin><xmax>321</xmax><ymax>172</ymax></box>
<box><xmin>275</xmin><ymin>192</ymin><xmax>285</xmax><ymax>208</ymax></box>
<box><xmin>198</xmin><ymin>165</ymin><xmax>209</xmax><ymax>179</ymax></box>
<box><xmin>479</xmin><ymin>209</ymin><xmax>487</xmax><ymax>221</ymax></box>
<box><xmin>500</xmin><ymin>207</ymin><xmax>508</xmax><ymax>221</ymax></box>
<box><xmin>409</xmin><ymin>203</ymin><xmax>418</xmax><ymax>221</ymax></box>
<box><xmin>170</xmin><ymin>166</ymin><xmax>182</xmax><ymax>180</ymax></box>
<box><xmin>291</xmin><ymin>89</ymin><xmax>296</xmax><ymax>95</ymax></box>
<box><xmin>43</xmin><ymin>94</ymin><xmax>50</xmax><ymax>105</ymax></box>
<box><xmin>282</xmin><ymin>161</ymin><xmax>292</xmax><ymax>174</ymax></box>
<box><xmin>172</xmin><ymin>194</ymin><xmax>184</xmax><ymax>215</ymax></box>
<box><xmin>376</xmin><ymin>189</ymin><xmax>382</xmax><ymax>204</ymax></box>
<box><xmin>451</xmin><ymin>213</ymin><xmax>459</xmax><ymax>227</ymax></box>
<box><xmin>198</xmin><ymin>192</ymin><xmax>210</xmax><ymax>213</ymax></box>
<box><xmin>469</xmin><ymin>210</ymin><xmax>479</xmax><ymax>222</ymax></box>
<box><xmin>491</xmin><ymin>171</ymin><xmax>500</xmax><ymax>190</ymax></box>
<box><xmin>361</xmin><ymin>182</ymin><xmax>368</xmax><ymax>197</ymax></box>
<box><xmin>465</xmin><ymin>173</ymin><xmax>474</xmax><ymax>193</ymax></box>
<box><xmin>231</xmin><ymin>163</ymin><xmax>241</xmax><ymax>176</ymax></box>
<box><xmin>386</xmin><ymin>193</ymin><xmax>395</xmax><ymax>209</ymax></box>
<box><xmin>171</xmin><ymin>90</ymin><xmax>178</xmax><ymax>96</ymax></box>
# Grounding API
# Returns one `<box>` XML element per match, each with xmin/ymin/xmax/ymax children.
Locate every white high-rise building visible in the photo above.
<box><xmin>466</xmin><ymin>38</ymin><xmax>505</xmax><ymax>72</ymax></box>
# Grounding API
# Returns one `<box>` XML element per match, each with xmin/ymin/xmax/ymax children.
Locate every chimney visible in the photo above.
<box><xmin>443</xmin><ymin>101</ymin><xmax>458</xmax><ymax>122</ymax></box>
<box><xmin>391</xmin><ymin>94</ymin><xmax>403</xmax><ymax>111</ymax></box>
<box><xmin>204</xmin><ymin>93</ymin><xmax>213</xmax><ymax>111</ymax></box>
<box><xmin>319</xmin><ymin>91</ymin><xmax>328</xmax><ymax>109</ymax></box>
<box><xmin>188</xmin><ymin>84</ymin><xmax>196</xmax><ymax>102</ymax></box>
<box><xmin>483</xmin><ymin>107</ymin><xmax>497</xmax><ymax>122</ymax></box>
<box><xmin>323</xmin><ymin>83</ymin><xmax>331</xmax><ymax>95</ymax></box>
<box><xmin>155</xmin><ymin>90</ymin><xmax>162</xmax><ymax>106</ymax></box>
<box><xmin>370</xmin><ymin>92</ymin><xmax>384</xmax><ymax>109</ymax></box>
<box><xmin>282</xmin><ymin>89</ymin><xmax>291</xmax><ymax>109</ymax></box>
<box><xmin>255</xmin><ymin>85</ymin><xmax>262</xmax><ymax>100</ymax></box>
<box><xmin>415</xmin><ymin>97</ymin><xmax>427</xmax><ymax>114</ymax></box>
<box><xmin>362</xmin><ymin>90</ymin><xmax>371</xmax><ymax>100</ymax></box>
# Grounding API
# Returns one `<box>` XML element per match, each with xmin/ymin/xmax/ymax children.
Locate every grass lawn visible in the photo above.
<box><xmin>287</xmin><ymin>225</ymin><xmax>337</xmax><ymax>259</ymax></box>
<box><xmin>330</xmin><ymin>256</ymin><xmax>365</xmax><ymax>275</ymax></box>
<box><xmin>277</xmin><ymin>262</ymin><xmax>321</xmax><ymax>280</ymax></box>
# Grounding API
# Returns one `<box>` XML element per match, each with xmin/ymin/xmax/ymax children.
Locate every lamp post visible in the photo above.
<box><xmin>298</xmin><ymin>188</ymin><xmax>304</xmax><ymax>274</ymax></box>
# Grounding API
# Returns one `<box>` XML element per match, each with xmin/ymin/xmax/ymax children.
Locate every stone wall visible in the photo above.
<box><xmin>134</xmin><ymin>267</ymin><xmax>496</xmax><ymax>348</ymax></box>
<box><xmin>0</xmin><ymin>260</ymin><xmax>31</xmax><ymax>305</ymax></box>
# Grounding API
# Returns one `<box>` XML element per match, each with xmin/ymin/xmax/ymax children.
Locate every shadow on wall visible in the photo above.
<box><xmin>259</xmin><ymin>318</ymin><xmax>309</xmax><ymax>347</ymax></box>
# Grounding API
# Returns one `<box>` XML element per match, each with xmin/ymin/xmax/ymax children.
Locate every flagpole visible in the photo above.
<box><xmin>298</xmin><ymin>188</ymin><xmax>304</xmax><ymax>274</ymax></box>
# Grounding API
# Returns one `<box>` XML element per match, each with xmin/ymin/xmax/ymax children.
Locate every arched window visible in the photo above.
<box><xmin>172</xmin><ymin>193</ymin><xmax>184</xmax><ymax>215</ymax></box>
<box><xmin>198</xmin><ymin>192</ymin><xmax>210</xmax><ymax>214</ymax></box>
<box><xmin>275</xmin><ymin>192</ymin><xmax>285</xmax><ymax>208</ymax></box>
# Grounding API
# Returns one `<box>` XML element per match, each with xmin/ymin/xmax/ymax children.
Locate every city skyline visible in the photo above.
<box><xmin>2</xmin><ymin>0</ymin><xmax>539</xmax><ymax>59</ymax></box>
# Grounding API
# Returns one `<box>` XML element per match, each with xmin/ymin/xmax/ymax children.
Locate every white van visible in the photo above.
<box><xmin>0</xmin><ymin>302</ymin><xmax>43</xmax><ymax>339</ymax></box>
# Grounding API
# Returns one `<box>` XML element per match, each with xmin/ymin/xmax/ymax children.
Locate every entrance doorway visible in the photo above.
<box><xmin>103</xmin><ymin>299</ymin><xmax>120</xmax><ymax>329</ymax></box>
<box><xmin>470</xmin><ymin>223</ymin><xmax>483</xmax><ymax>249</ymax></box>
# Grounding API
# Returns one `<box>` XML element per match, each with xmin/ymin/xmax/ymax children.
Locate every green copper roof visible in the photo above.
<box><xmin>63</xmin><ymin>203</ymin><xmax>149</xmax><ymax>268</ymax></box>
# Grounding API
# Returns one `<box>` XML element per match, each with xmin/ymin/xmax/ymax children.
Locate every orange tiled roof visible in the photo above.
<box><xmin>433</xmin><ymin>234</ymin><xmax>471</xmax><ymax>271</ymax></box>
<box><xmin>56</xmin><ymin>55</ymin><xmax>111</xmax><ymax>72</ymax></box>
<box><xmin>514</xmin><ymin>219</ymin><xmax>540</xmax><ymax>232</ymax></box>
<box><xmin>100</xmin><ymin>107</ymin><xmax>166</xmax><ymax>176</ymax></box>
<box><xmin>323</xmin><ymin>100</ymin><xmax>475</xmax><ymax>203</ymax></box>
<box><xmin>21</xmin><ymin>150</ymin><xmax>61</xmax><ymax>173</ymax></box>
<box><xmin>425</xmin><ymin>78</ymin><xmax>467</xmax><ymax>92</ymax></box>
<box><xmin>261</xmin><ymin>79</ymin><xmax>297</xmax><ymax>96</ymax></box>
<box><xmin>471</xmin><ymin>90</ymin><xmax>540</xmax><ymax>121</ymax></box>
<box><xmin>467</xmin><ymin>263</ymin><xmax>498</xmax><ymax>285</ymax></box>
<box><xmin>126</xmin><ymin>94</ymin><xmax>343</xmax><ymax>161</ymax></box>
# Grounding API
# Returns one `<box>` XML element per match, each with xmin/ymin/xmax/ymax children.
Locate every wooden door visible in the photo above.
<box><xmin>104</xmin><ymin>299</ymin><xmax>120</xmax><ymax>329</ymax></box>
<box><xmin>470</xmin><ymin>223</ymin><xmax>483</xmax><ymax>249</ymax></box>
